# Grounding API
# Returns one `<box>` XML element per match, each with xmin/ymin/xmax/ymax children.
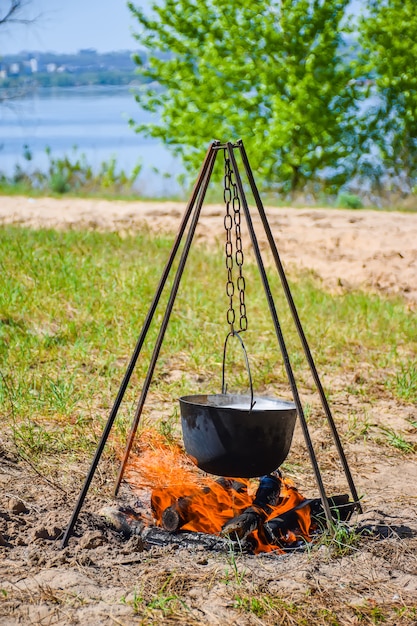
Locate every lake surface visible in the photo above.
<box><xmin>0</xmin><ymin>85</ymin><xmax>185</xmax><ymax>196</ymax></box>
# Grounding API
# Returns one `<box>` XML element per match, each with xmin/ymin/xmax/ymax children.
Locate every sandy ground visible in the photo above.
<box><xmin>1</xmin><ymin>195</ymin><xmax>417</xmax><ymax>304</ymax></box>
<box><xmin>1</xmin><ymin>196</ymin><xmax>417</xmax><ymax>625</ymax></box>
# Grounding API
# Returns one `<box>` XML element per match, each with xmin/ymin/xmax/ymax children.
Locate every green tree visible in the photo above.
<box><xmin>128</xmin><ymin>0</ymin><xmax>360</xmax><ymax>195</ymax></box>
<box><xmin>358</xmin><ymin>0</ymin><xmax>417</xmax><ymax>193</ymax></box>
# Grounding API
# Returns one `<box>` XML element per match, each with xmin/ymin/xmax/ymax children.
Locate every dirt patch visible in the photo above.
<box><xmin>1</xmin><ymin>385</ymin><xmax>417</xmax><ymax>625</ymax></box>
<box><xmin>1</xmin><ymin>197</ymin><xmax>417</xmax><ymax>624</ymax></box>
<box><xmin>1</xmin><ymin>196</ymin><xmax>417</xmax><ymax>304</ymax></box>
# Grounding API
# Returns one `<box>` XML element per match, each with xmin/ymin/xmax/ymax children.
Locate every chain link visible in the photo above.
<box><xmin>224</xmin><ymin>153</ymin><xmax>247</xmax><ymax>333</ymax></box>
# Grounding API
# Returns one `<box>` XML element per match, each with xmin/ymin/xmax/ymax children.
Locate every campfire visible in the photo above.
<box><xmin>114</xmin><ymin>431</ymin><xmax>354</xmax><ymax>555</ymax></box>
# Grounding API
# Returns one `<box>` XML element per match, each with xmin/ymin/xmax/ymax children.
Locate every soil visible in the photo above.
<box><xmin>1</xmin><ymin>196</ymin><xmax>417</xmax><ymax>625</ymax></box>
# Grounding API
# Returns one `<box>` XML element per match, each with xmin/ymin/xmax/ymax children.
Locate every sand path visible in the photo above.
<box><xmin>1</xmin><ymin>195</ymin><xmax>416</xmax><ymax>304</ymax></box>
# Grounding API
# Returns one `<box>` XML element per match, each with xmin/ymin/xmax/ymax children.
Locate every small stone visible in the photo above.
<box><xmin>0</xmin><ymin>531</ymin><xmax>7</xmax><ymax>546</ymax></box>
<box><xmin>79</xmin><ymin>530</ymin><xmax>106</xmax><ymax>550</ymax></box>
<box><xmin>124</xmin><ymin>535</ymin><xmax>144</xmax><ymax>553</ymax></box>
<box><xmin>32</xmin><ymin>525</ymin><xmax>62</xmax><ymax>541</ymax></box>
<box><xmin>8</xmin><ymin>498</ymin><xmax>29</xmax><ymax>515</ymax></box>
<box><xmin>33</xmin><ymin>526</ymin><xmax>50</xmax><ymax>540</ymax></box>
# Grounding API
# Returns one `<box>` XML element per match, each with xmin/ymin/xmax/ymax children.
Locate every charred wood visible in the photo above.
<box><xmin>221</xmin><ymin>506</ymin><xmax>261</xmax><ymax>540</ymax></box>
<box><xmin>142</xmin><ymin>526</ymin><xmax>229</xmax><ymax>552</ymax></box>
<box><xmin>222</xmin><ymin>473</ymin><xmax>281</xmax><ymax>540</ymax></box>
<box><xmin>263</xmin><ymin>506</ymin><xmax>306</xmax><ymax>545</ymax></box>
<box><xmin>215</xmin><ymin>477</ymin><xmax>247</xmax><ymax>494</ymax></box>
<box><xmin>99</xmin><ymin>505</ymin><xmax>145</xmax><ymax>537</ymax></box>
<box><xmin>263</xmin><ymin>494</ymin><xmax>355</xmax><ymax>545</ymax></box>
<box><xmin>253</xmin><ymin>471</ymin><xmax>282</xmax><ymax>511</ymax></box>
<box><xmin>310</xmin><ymin>494</ymin><xmax>355</xmax><ymax>524</ymax></box>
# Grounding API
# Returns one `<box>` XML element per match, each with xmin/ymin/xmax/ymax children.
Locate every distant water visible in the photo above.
<box><xmin>0</xmin><ymin>85</ymin><xmax>185</xmax><ymax>196</ymax></box>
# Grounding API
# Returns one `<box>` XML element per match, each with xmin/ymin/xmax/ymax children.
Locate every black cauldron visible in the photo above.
<box><xmin>180</xmin><ymin>393</ymin><xmax>297</xmax><ymax>478</ymax></box>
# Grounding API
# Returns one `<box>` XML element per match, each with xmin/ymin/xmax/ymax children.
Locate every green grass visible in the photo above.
<box><xmin>388</xmin><ymin>359</ymin><xmax>417</xmax><ymax>401</ymax></box>
<box><xmin>232</xmin><ymin>593</ymin><xmax>417</xmax><ymax>625</ymax></box>
<box><xmin>0</xmin><ymin>226</ymin><xmax>416</xmax><ymax>470</ymax></box>
<box><xmin>378</xmin><ymin>427</ymin><xmax>416</xmax><ymax>453</ymax></box>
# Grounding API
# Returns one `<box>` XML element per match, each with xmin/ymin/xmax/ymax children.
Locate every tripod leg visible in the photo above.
<box><xmin>226</xmin><ymin>142</ymin><xmax>335</xmax><ymax>531</ymax></box>
<box><xmin>61</xmin><ymin>142</ymin><xmax>219</xmax><ymax>548</ymax></box>
<box><xmin>113</xmin><ymin>145</ymin><xmax>219</xmax><ymax>496</ymax></box>
<box><xmin>237</xmin><ymin>140</ymin><xmax>362</xmax><ymax>513</ymax></box>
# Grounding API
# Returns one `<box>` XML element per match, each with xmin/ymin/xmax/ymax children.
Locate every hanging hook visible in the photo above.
<box><xmin>221</xmin><ymin>330</ymin><xmax>256</xmax><ymax>411</ymax></box>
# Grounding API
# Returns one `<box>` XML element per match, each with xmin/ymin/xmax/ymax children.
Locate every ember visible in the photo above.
<box><xmin>123</xmin><ymin>431</ymin><xmax>354</xmax><ymax>554</ymax></box>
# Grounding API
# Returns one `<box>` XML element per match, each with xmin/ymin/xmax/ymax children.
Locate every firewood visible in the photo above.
<box><xmin>263</xmin><ymin>494</ymin><xmax>354</xmax><ymax>545</ymax></box>
<box><xmin>99</xmin><ymin>505</ymin><xmax>145</xmax><ymax>537</ymax></box>
<box><xmin>160</xmin><ymin>477</ymin><xmax>247</xmax><ymax>532</ymax></box>
<box><xmin>215</xmin><ymin>477</ymin><xmax>247</xmax><ymax>493</ymax></box>
<box><xmin>221</xmin><ymin>507</ymin><xmax>261</xmax><ymax>539</ymax></box>
<box><xmin>161</xmin><ymin>496</ymin><xmax>192</xmax><ymax>532</ymax></box>
<box><xmin>263</xmin><ymin>507</ymin><xmax>305</xmax><ymax>545</ymax></box>
<box><xmin>142</xmin><ymin>526</ymin><xmax>230</xmax><ymax>552</ymax></box>
<box><xmin>252</xmin><ymin>471</ymin><xmax>282</xmax><ymax>511</ymax></box>
<box><xmin>100</xmin><ymin>505</ymin><xmax>230</xmax><ymax>551</ymax></box>
<box><xmin>221</xmin><ymin>473</ymin><xmax>281</xmax><ymax>540</ymax></box>
<box><xmin>309</xmin><ymin>494</ymin><xmax>354</xmax><ymax>524</ymax></box>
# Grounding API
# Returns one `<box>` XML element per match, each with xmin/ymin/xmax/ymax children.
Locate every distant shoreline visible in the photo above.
<box><xmin>0</xmin><ymin>49</ymin><xmax>148</xmax><ymax>91</ymax></box>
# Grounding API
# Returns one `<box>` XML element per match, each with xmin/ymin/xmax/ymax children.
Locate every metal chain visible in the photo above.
<box><xmin>223</xmin><ymin>153</ymin><xmax>247</xmax><ymax>333</ymax></box>
<box><xmin>224</xmin><ymin>155</ymin><xmax>235</xmax><ymax>332</ymax></box>
<box><xmin>231</xmin><ymin>163</ymin><xmax>248</xmax><ymax>332</ymax></box>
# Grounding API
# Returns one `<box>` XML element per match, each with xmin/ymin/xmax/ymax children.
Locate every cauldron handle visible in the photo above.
<box><xmin>222</xmin><ymin>331</ymin><xmax>255</xmax><ymax>411</ymax></box>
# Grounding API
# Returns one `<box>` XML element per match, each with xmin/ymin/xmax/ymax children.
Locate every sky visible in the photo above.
<box><xmin>2</xmin><ymin>0</ymin><xmax>363</xmax><ymax>56</ymax></box>
<box><xmin>1</xmin><ymin>0</ymin><xmax>144</xmax><ymax>54</ymax></box>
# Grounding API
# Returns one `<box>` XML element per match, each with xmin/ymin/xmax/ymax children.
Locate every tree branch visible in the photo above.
<box><xmin>0</xmin><ymin>1</ymin><xmax>33</xmax><ymax>26</ymax></box>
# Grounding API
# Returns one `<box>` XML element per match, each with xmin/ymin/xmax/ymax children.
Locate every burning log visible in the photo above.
<box><xmin>100</xmin><ymin>492</ymin><xmax>357</xmax><ymax>554</ymax></box>
<box><xmin>221</xmin><ymin>472</ymin><xmax>282</xmax><ymax>540</ymax></box>
<box><xmin>221</xmin><ymin>508</ymin><xmax>260</xmax><ymax>539</ymax></box>
<box><xmin>252</xmin><ymin>472</ymin><xmax>283</xmax><ymax>510</ymax></box>
<box><xmin>100</xmin><ymin>506</ymin><xmax>232</xmax><ymax>551</ymax></box>
<box><xmin>215</xmin><ymin>477</ymin><xmax>247</xmax><ymax>493</ymax></box>
<box><xmin>159</xmin><ymin>477</ymin><xmax>247</xmax><ymax>532</ymax></box>
<box><xmin>161</xmin><ymin>496</ymin><xmax>193</xmax><ymax>532</ymax></box>
<box><xmin>262</xmin><ymin>494</ymin><xmax>355</xmax><ymax>546</ymax></box>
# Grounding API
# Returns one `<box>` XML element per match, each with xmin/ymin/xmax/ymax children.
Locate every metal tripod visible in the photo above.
<box><xmin>62</xmin><ymin>139</ymin><xmax>362</xmax><ymax>548</ymax></box>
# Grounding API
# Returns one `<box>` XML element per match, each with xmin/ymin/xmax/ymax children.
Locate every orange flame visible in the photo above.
<box><xmin>124</xmin><ymin>429</ymin><xmax>312</xmax><ymax>553</ymax></box>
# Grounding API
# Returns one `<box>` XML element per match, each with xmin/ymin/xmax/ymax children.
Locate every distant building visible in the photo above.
<box><xmin>46</xmin><ymin>63</ymin><xmax>57</xmax><ymax>73</ymax></box>
<box><xmin>9</xmin><ymin>63</ymin><xmax>20</xmax><ymax>75</ymax></box>
<box><xmin>29</xmin><ymin>58</ymin><xmax>38</xmax><ymax>73</ymax></box>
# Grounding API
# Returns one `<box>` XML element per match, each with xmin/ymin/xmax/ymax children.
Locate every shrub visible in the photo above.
<box><xmin>0</xmin><ymin>146</ymin><xmax>142</xmax><ymax>196</ymax></box>
<box><xmin>337</xmin><ymin>193</ymin><xmax>364</xmax><ymax>209</ymax></box>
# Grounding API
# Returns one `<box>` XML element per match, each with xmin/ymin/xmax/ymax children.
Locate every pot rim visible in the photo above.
<box><xmin>179</xmin><ymin>393</ymin><xmax>296</xmax><ymax>413</ymax></box>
